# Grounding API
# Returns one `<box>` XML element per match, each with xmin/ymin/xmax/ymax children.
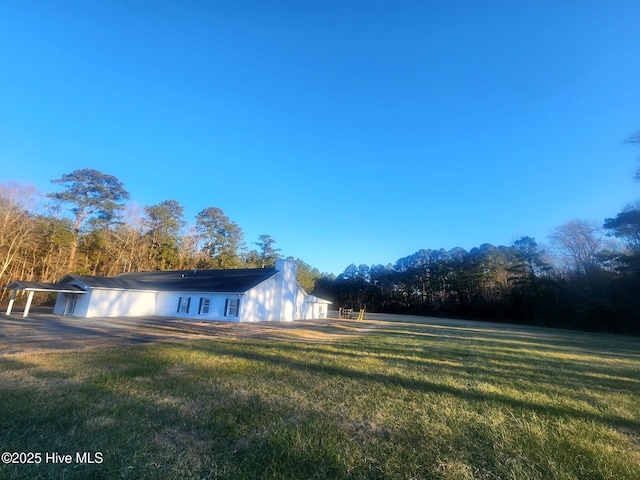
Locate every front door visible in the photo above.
<box><xmin>64</xmin><ymin>294</ymin><xmax>78</xmax><ymax>316</ymax></box>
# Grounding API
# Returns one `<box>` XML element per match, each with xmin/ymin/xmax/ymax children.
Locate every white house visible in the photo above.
<box><xmin>4</xmin><ymin>260</ymin><xmax>331</xmax><ymax>322</ymax></box>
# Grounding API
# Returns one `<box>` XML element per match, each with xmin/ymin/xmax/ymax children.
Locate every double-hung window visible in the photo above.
<box><xmin>224</xmin><ymin>298</ymin><xmax>240</xmax><ymax>317</ymax></box>
<box><xmin>177</xmin><ymin>297</ymin><xmax>191</xmax><ymax>314</ymax></box>
<box><xmin>198</xmin><ymin>297</ymin><xmax>211</xmax><ymax>315</ymax></box>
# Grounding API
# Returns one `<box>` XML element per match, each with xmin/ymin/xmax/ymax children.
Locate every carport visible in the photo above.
<box><xmin>3</xmin><ymin>281</ymin><xmax>86</xmax><ymax>317</ymax></box>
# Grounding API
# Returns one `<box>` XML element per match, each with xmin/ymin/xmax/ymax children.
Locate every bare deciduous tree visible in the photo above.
<box><xmin>548</xmin><ymin>219</ymin><xmax>605</xmax><ymax>275</ymax></box>
<box><xmin>0</xmin><ymin>182</ymin><xmax>40</xmax><ymax>282</ymax></box>
<box><xmin>626</xmin><ymin>131</ymin><xmax>640</xmax><ymax>182</ymax></box>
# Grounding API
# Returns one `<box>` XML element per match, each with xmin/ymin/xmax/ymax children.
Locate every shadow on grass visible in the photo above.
<box><xmin>0</xmin><ymin>348</ymin><xmax>359</xmax><ymax>480</ymax></box>
<box><xmin>203</xmin><ymin>337</ymin><xmax>640</xmax><ymax>397</ymax></box>
<box><xmin>1</xmin><ymin>316</ymin><xmax>639</xmax><ymax>479</ymax></box>
<box><xmin>180</xmin><ymin>338</ymin><xmax>640</xmax><ymax>435</ymax></box>
<box><xmin>0</xmin><ymin>356</ymin><xmax>34</xmax><ymax>371</ymax></box>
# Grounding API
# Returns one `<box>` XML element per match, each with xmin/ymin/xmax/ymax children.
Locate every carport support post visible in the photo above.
<box><xmin>23</xmin><ymin>291</ymin><xmax>35</xmax><ymax>318</ymax></box>
<box><xmin>5</xmin><ymin>291</ymin><xmax>16</xmax><ymax>315</ymax></box>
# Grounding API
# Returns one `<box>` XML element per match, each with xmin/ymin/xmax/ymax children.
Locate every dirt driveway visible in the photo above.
<box><xmin>1</xmin><ymin>309</ymin><xmax>527</xmax><ymax>356</ymax></box>
<box><xmin>0</xmin><ymin>309</ymin><xmax>381</xmax><ymax>355</ymax></box>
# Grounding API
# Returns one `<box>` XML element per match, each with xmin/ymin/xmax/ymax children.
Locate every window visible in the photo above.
<box><xmin>198</xmin><ymin>297</ymin><xmax>211</xmax><ymax>315</ymax></box>
<box><xmin>225</xmin><ymin>298</ymin><xmax>240</xmax><ymax>317</ymax></box>
<box><xmin>177</xmin><ymin>297</ymin><xmax>191</xmax><ymax>314</ymax></box>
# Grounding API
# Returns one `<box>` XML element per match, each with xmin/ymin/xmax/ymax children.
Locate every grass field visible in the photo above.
<box><xmin>0</xmin><ymin>314</ymin><xmax>639</xmax><ymax>479</ymax></box>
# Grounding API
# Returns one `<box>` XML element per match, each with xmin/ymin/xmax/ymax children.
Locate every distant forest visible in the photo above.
<box><xmin>2</xmin><ymin>133</ymin><xmax>639</xmax><ymax>334</ymax></box>
<box><xmin>318</xmin><ymin>133</ymin><xmax>640</xmax><ymax>335</ymax></box>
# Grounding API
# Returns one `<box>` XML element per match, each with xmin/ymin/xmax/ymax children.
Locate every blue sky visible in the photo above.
<box><xmin>1</xmin><ymin>1</ymin><xmax>639</xmax><ymax>275</ymax></box>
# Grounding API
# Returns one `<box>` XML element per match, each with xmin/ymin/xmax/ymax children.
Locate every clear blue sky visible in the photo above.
<box><xmin>1</xmin><ymin>1</ymin><xmax>639</xmax><ymax>275</ymax></box>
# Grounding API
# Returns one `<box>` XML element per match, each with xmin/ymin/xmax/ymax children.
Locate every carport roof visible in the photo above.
<box><xmin>4</xmin><ymin>281</ymin><xmax>86</xmax><ymax>293</ymax></box>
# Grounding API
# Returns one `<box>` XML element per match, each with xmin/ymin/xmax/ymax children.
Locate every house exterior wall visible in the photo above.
<box><xmin>273</xmin><ymin>260</ymin><xmax>332</xmax><ymax>321</ymax></box>
<box><xmin>54</xmin><ymin>289</ymin><xmax>156</xmax><ymax>317</ymax></box>
<box><xmin>48</xmin><ymin>260</ymin><xmax>331</xmax><ymax>321</ymax></box>
<box><xmin>151</xmin><ymin>265</ymin><xmax>330</xmax><ymax>322</ymax></box>
<box><xmin>155</xmin><ymin>291</ymin><xmax>245</xmax><ymax>322</ymax></box>
<box><xmin>86</xmin><ymin>289</ymin><xmax>156</xmax><ymax>317</ymax></box>
<box><xmin>241</xmin><ymin>276</ymin><xmax>278</xmax><ymax>322</ymax></box>
<box><xmin>53</xmin><ymin>292</ymin><xmax>91</xmax><ymax>317</ymax></box>
<box><xmin>274</xmin><ymin>259</ymin><xmax>299</xmax><ymax>321</ymax></box>
<box><xmin>294</xmin><ymin>285</ymin><xmax>307</xmax><ymax>319</ymax></box>
<box><xmin>305</xmin><ymin>302</ymin><xmax>329</xmax><ymax>319</ymax></box>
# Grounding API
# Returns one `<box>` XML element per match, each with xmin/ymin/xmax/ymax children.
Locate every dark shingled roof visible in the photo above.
<box><xmin>58</xmin><ymin>268</ymin><xmax>279</xmax><ymax>293</ymax></box>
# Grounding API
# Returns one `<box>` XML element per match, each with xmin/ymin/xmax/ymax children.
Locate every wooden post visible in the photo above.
<box><xmin>23</xmin><ymin>291</ymin><xmax>35</xmax><ymax>318</ymax></box>
<box><xmin>5</xmin><ymin>290</ymin><xmax>16</xmax><ymax>315</ymax></box>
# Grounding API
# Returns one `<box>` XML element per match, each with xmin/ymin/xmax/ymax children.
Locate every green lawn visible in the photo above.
<box><xmin>0</xmin><ymin>315</ymin><xmax>639</xmax><ymax>479</ymax></box>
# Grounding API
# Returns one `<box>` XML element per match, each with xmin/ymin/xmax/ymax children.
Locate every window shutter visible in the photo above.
<box><xmin>186</xmin><ymin>297</ymin><xmax>191</xmax><ymax>314</ymax></box>
<box><xmin>177</xmin><ymin>297</ymin><xmax>182</xmax><ymax>313</ymax></box>
<box><xmin>236</xmin><ymin>299</ymin><xmax>240</xmax><ymax>317</ymax></box>
<box><xmin>224</xmin><ymin>299</ymin><xmax>229</xmax><ymax>316</ymax></box>
<box><xmin>198</xmin><ymin>298</ymin><xmax>203</xmax><ymax>315</ymax></box>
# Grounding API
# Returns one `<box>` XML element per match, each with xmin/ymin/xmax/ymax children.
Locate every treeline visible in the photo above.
<box><xmin>0</xmin><ymin>169</ymin><xmax>327</xmax><ymax>300</ymax></box>
<box><xmin>315</xmin><ymin>134</ymin><xmax>640</xmax><ymax>335</ymax></box>
<box><xmin>314</xmin><ymin>228</ymin><xmax>639</xmax><ymax>334</ymax></box>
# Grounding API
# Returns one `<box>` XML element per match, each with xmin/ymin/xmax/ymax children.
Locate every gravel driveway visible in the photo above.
<box><xmin>0</xmin><ymin>309</ymin><xmax>487</xmax><ymax>356</ymax></box>
<box><xmin>0</xmin><ymin>308</ymin><xmax>360</xmax><ymax>355</ymax></box>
